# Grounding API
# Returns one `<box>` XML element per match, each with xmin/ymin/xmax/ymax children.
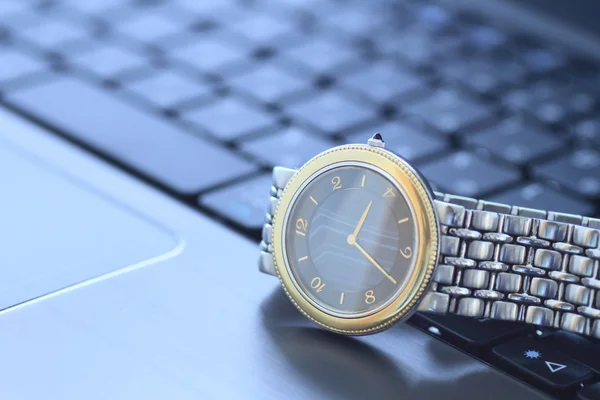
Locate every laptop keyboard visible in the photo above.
<box><xmin>1</xmin><ymin>0</ymin><xmax>600</xmax><ymax>398</ymax></box>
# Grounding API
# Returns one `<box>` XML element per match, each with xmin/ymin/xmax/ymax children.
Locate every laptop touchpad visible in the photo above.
<box><xmin>0</xmin><ymin>143</ymin><xmax>178</xmax><ymax>310</ymax></box>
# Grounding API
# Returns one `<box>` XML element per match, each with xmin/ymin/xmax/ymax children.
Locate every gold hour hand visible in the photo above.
<box><xmin>352</xmin><ymin>241</ymin><xmax>397</xmax><ymax>285</ymax></box>
<box><xmin>352</xmin><ymin>200</ymin><xmax>373</xmax><ymax>238</ymax></box>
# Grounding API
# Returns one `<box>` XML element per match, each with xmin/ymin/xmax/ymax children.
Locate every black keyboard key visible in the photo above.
<box><xmin>288</xmin><ymin>92</ymin><xmax>376</xmax><ymax>135</ymax></box>
<box><xmin>228</xmin><ymin>64</ymin><xmax>306</xmax><ymax>103</ymax></box>
<box><xmin>379</xmin><ymin>27</ymin><xmax>461</xmax><ymax>67</ymax></box>
<box><xmin>565</xmin><ymin>83</ymin><xmax>599</xmax><ymax>116</ymax></box>
<box><xmin>535</xmin><ymin>149</ymin><xmax>600</xmax><ymax>198</ymax></box>
<box><xmin>7</xmin><ymin>77</ymin><xmax>256</xmax><ymax>193</ymax></box>
<box><xmin>463</xmin><ymin>23</ymin><xmax>508</xmax><ymax>52</ymax></box>
<box><xmin>466</xmin><ymin>117</ymin><xmax>562</xmax><ymax>164</ymax></box>
<box><xmin>184</xmin><ymin>97</ymin><xmax>275</xmax><ymax>141</ymax></box>
<box><xmin>575</xmin><ymin>119</ymin><xmax>600</xmax><ymax>149</ymax></box>
<box><xmin>17</xmin><ymin>20</ymin><xmax>88</xmax><ymax>49</ymax></box>
<box><xmin>404</xmin><ymin>89</ymin><xmax>493</xmax><ymax>135</ymax></box>
<box><xmin>200</xmin><ymin>173</ymin><xmax>271</xmax><ymax>230</ymax></box>
<box><xmin>116</xmin><ymin>14</ymin><xmax>182</xmax><ymax>43</ymax></box>
<box><xmin>0</xmin><ymin>49</ymin><xmax>45</xmax><ymax>83</ymax></box>
<box><xmin>126</xmin><ymin>70</ymin><xmax>212</xmax><ymax>109</ymax></box>
<box><xmin>417</xmin><ymin>313</ymin><xmax>528</xmax><ymax>346</ymax></box>
<box><xmin>419</xmin><ymin>151</ymin><xmax>520</xmax><ymax>197</ymax></box>
<box><xmin>0</xmin><ymin>1</ymin><xmax>26</xmax><ymax>17</ymax></box>
<box><xmin>229</xmin><ymin>13</ymin><xmax>296</xmax><ymax>44</ymax></box>
<box><xmin>71</xmin><ymin>45</ymin><xmax>147</xmax><ymax>78</ymax></box>
<box><xmin>340</xmin><ymin>61</ymin><xmax>426</xmax><ymax>103</ymax></box>
<box><xmin>283</xmin><ymin>39</ymin><xmax>357</xmax><ymax>72</ymax></box>
<box><xmin>170</xmin><ymin>39</ymin><xmax>244</xmax><ymax>73</ymax></box>
<box><xmin>579</xmin><ymin>382</ymin><xmax>600</xmax><ymax>400</ymax></box>
<box><xmin>545</xmin><ymin>331</ymin><xmax>600</xmax><ymax>375</ymax></box>
<box><xmin>175</xmin><ymin>0</ymin><xmax>236</xmax><ymax>16</ymax></box>
<box><xmin>241</xmin><ymin>128</ymin><xmax>335</xmax><ymax>168</ymax></box>
<box><xmin>66</xmin><ymin>0</ymin><xmax>124</xmax><ymax>14</ymax></box>
<box><xmin>276</xmin><ymin>0</ymin><xmax>326</xmax><ymax>9</ymax></box>
<box><xmin>534</xmin><ymin>103</ymin><xmax>567</xmax><ymax>127</ymax></box>
<box><xmin>521</xmin><ymin>46</ymin><xmax>567</xmax><ymax>74</ymax></box>
<box><xmin>0</xmin><ymin>5</ymin><xmax>36</xmax><ymax>31</ymax></box>
<box><xmin>503</xmin><ymin>82</ymin><xmax>562</xmax><ymax>120</ymax></box>
<box><xmin>489</xmin><ymin>183</ymin><xmax>594</xmax><ymax>216</ymax></box>
<box><xmin>413</xmin><ymin>3</ymin><xmax>454</xmax><ymax>33</ymax></box>
<box><xmin>493</xmin><ymin>337</ymin><xmax>593</xmax><ymax>390</ymax></box>
<box><xmin>324</xmin><ymin>6</ymin><xmax>379</xmax><ymax>37</ymax></box>
<box><xmin>440</xmin><ymin>58</ymin><xmax>526</xmax><ymax>96</ymax></box>
<box><xmin>346</xmin><ymin>121</ymin><xmax>446</xmax><ymax>161</ymax></box>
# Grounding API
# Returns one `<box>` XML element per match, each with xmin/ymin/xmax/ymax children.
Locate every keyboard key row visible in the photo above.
<box><xmin>200</xmin><ymin>133</ymin><xmax>594</xmax><ymax>230</ymax></box>
<box><xmin>6</xmin><ymin>76</ymin><xmax>256</xmax><ymax>194</ymax></box>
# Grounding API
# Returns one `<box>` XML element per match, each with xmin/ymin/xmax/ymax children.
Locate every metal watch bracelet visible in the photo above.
<box><xmin>259</xmin><ymin>167</ymin><xmax>600</xmax><ymax>339</ymax></box>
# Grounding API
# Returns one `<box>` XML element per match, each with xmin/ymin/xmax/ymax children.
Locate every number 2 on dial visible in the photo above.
<box><xmin>331</xmin><ymin>176</ymin><xmax>342</xmax><ymax>190</ymax></box>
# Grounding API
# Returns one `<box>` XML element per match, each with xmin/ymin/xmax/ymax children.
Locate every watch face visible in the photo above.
<box><xmin>284</xmin><ymin>163</ymin><xmax>418</xmax><ymax>317</ymax></box>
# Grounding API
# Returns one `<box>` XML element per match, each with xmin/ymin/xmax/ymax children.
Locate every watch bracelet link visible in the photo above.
<box><xmin>424</xmin><ymin>192</ymin><xmax>600</xmax><ymax>339</ymax></box>
<box><xmin>258</xmin><ymin>166</ymin><xmax>600</xmax><ymax>338</ymax></box>
<box><xmin>258</xmin><ymin>167</ymin><xmax>296</xmax><ymax>277</ymax></box>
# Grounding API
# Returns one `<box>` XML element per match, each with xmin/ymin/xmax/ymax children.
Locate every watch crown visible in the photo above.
<box><xmin>367</xmin><ymin>132</ymin><xmax>385</xmax><ymax>148</ymax></box>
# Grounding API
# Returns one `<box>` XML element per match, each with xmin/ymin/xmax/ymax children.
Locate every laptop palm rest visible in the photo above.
<box><xmin>0</xmin><ymin>142</ymin><xmax>177</xmax><ymax>310</ymax></box>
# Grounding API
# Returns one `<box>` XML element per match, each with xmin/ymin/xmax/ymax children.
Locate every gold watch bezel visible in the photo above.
<box><xmin>271</xmin><ymin>144</ymin><xmax>440</xmax><ymax>335</ymax></box>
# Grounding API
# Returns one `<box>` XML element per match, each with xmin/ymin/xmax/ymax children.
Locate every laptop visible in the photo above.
<box><xmin>0</xmin><ymin>0</ymin><xmax>598</xmax><ymax>398</ymax></box>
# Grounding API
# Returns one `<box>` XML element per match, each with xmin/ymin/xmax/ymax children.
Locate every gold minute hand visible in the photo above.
<box><xmin>352</xmin><ymin>200</ymin><xmax>373</xmax><ymax>238</ymax></box>
<box><xmin>353</xmin><ymin>242</ymin><xmax>397</xmax><ymax>285</ymax></box>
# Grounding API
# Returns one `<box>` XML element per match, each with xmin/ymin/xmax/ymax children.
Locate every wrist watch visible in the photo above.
<box><xmin>258</xmin><ymin>133</ymin><xmax>600</xmax><ymax>337</ymax></box>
